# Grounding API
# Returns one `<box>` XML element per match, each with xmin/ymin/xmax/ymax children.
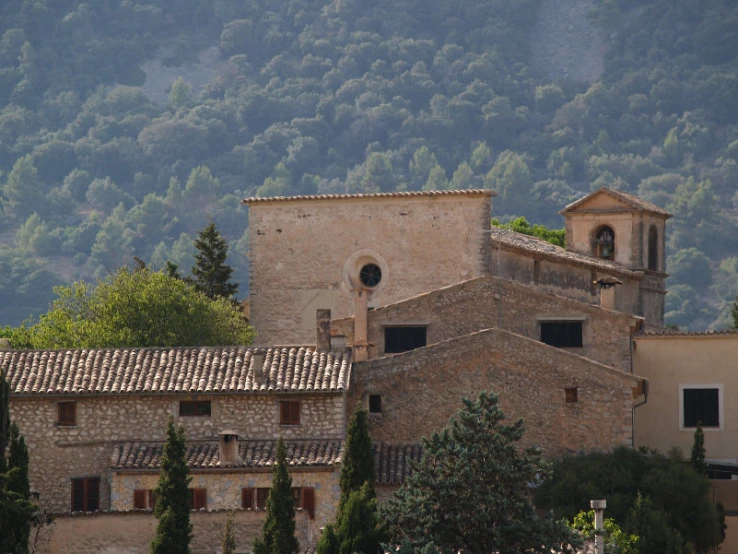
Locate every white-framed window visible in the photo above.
<box><xmin>679</xmin><ymin>384</ymin><xmax>723</xmax><ymax>431</ymax></box>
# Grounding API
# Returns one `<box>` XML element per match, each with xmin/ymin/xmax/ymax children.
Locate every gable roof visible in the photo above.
<box><xmin>560</xmin><ymin>187</ymin><xmax>671</xmax><ymax>218</ymax></box>
<box><xmin>489</xmin><ymin>227</ymin><xmax>641</xmax><ymax>278</ymax></box>
<box><xmin>242</xmin><ymin>189</ymin><xmax>494</xmax><ymax>205</ymax></box>
<box><xmin>1</xmin><ymin>346</ymin><xmax>352</xmax><ymax>396</ymax></box>
<box><xmin>111</xmin><ymin>439</ymin><xmax>345</xmax><ymax>470</ymax></box>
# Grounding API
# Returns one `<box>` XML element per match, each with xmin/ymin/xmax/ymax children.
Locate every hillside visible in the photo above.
<box><xmin>0</xmin><ymin>0</ymin><xmax>737</xmax><ymax>329</ymax></box>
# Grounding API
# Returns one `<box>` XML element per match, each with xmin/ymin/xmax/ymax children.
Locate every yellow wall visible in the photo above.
<box><xmin>633</xmin><ymin>334</ymin><xmax>738</xmax><ymax>460</ymax></box>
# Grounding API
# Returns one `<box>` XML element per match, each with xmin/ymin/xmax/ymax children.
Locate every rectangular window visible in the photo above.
<box><xmin>384</xmin><ymin>326</ymin><xmax>427</xmax><ymax>354</ymax></box>
<box><xmin>369</xmin><ymin>394</ymin><xmax>382</xmax><ymax>414</ymax></box>
<box><xmin>179</xmin><ymin>401</ymin><xmax>211</xmax><ymax>417</ymax></box>
<box><xmin>280</xmin><ymin>400</ymin><xmax>301</xmax><ymax>425</ymax></box>
<box><xmin>190</xmin><ymin>488</ymin><xmax>207</xmax><ymax>510</ymax></box>
<box><xmin>71</xmin><ymin>477</ymin><xmax>100</xmax><ymax>512</ymax></box>
<box><xmin>133</xmin><ymin>489</ymin><xmax>156</xmax><ymax>510</ymax></box>
<box><xmin>58</xmin><ymin>401</ymin><xmax>77</xmax><ymax>426</ymax></box>
<box><xmin>256</xmin><ymin>487</ymin><xmax>270</xmax><ymax>509</ymax></box>
<box><xmin>242</xmin><ymin>488</ymin><xmax>255</xmax><ymax>509</ymax></box>
<box><xmin>565</xmin><ymin>387</ymin><xmax>578</xmax><ymax>404</ymax></box>
<box><xmin>683</xmin><ymin>387</ymin><xmax>720</xmax><ymax>428</ymax></box>
<box><xmin>540</xmin><ymin>321</ymin><xmax>583</xmax><ymax>348</ymax></box>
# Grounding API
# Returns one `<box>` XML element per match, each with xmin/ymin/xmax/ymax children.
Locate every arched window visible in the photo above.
<box><xmin>595</xmin><ymin>226</ymin><xmax>615</xmax><ymax>261</ymax></box>
<box><xmin>648</xmin><ymin>225</ymin><xmax>659</xmax><ymax>271</ymax></box>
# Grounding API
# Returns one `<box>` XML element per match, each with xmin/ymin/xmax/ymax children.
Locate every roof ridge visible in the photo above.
<box><xmin>560</xmin><ymin>186</ymin><xmax>671</xmax><ymax>217</ymax></box>
<box><xmin>242</xmin><ymin>189</ymin><xmax>495</xmax><ymax>204</ymax></box>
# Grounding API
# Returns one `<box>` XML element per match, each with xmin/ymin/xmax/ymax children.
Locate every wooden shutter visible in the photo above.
<box><xmin>87</xmin><ymin>478</ymin><xmax>100</xmax><ymax>511</ymax></box>
<box><xmin>148</xmin><ymin>490</ymin><xmax>156</xmax><ymax>510</ymax></box>
<box><xmin>257</xmin><ymin>487</ymin><xmax>269</xmax><ymax>509</ymax></box>
<box><xmin>133</xmin><ymin>489</ymin><xmax>147</xmax><ymax>509</ymax></box>
<box><xmin>191</xmin><ymin>488</ymin><xmax>207</xmax><ymax>510</ymax></box>
<box><xmin>302</xmin><ymin>487</ymin><xmax>315</xmax><ymax>519</ymax></box>
<box><xmin>242</xmin><ymin>488</ymin><xmax>254</xmax><ymax>509</ymax></box>
<box><xmin>71</xmin><ymin>479</ymin><xmax>85</xmax><ymax>511</ymax></box>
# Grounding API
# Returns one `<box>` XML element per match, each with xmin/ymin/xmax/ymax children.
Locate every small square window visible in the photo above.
<box><xmin>565</xmin><ymin>387</ymin><xmax>578</xmax><ymax>403</ymax></box>
<box><xmin>369</xmin><ymin>395</ymin><xmax>382</xmax><ymax>414</ymax></box>
<box><xmin>540</xmin><ymin>321</ymin><xmax>583</xmax><ymax>348</ymax></box>
<box><xmin>280</xmin><ymin>400</ymin><xmax>301</xmax><ymax>425</ymax></box>
<box><xmin>683</xmin><ymin>387</ymin><xmax>720</xmax><ymax>428</ymax></box>
<box><xmin>58</xmin><ymin>401</ymin><xmax>77</xmax><ymax>426</ymax></box>
<box><xmin>71</xmin><ymin>477</ymin><xmax>100</xmax><ymax>512</ymax></box>
<box><xmin>179</xmin><ymin>401</ymin><xmax>211</xmax><ymax>417</ymax></box>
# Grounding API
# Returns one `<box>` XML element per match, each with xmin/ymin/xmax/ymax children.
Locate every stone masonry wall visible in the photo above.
<box><xmin>9</xmin><ymin>393</ymin><xmax>345</xmax><ymax>513</ymax></box>
<box><xmin>248</xmin><ymin>194</ymin><xmax>491</xmax><ymax>345</ymax></box>
<box><xmin>333</xmin><ymin>275</ymin><xmax>638</xmax><ymax>372</ymax></box>
<box><xmin>349</xmin><ymin>328</ymin><xmax>641</xmax><ymax>457</ymax></box>
<box><xmin>39</xmin><ymin>509</ymin><xmax>313</xmax><ymax>554</ymax></box>
<box><xmin>110</xmin><ymin>468</ymin><xmax>339</xmax><ymax>530</ymax></box>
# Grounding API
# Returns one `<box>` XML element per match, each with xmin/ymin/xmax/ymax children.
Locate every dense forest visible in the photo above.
<box><xmin>0</xmin><ymin>0</ymin><xmax>737</xmax><ymax>329</ymax></box>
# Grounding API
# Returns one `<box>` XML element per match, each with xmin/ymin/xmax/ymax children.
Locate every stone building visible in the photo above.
<box><xmin>3</xmin><ymin>186</ymin><xmax>671</xmax><ymax>553</ymax></box>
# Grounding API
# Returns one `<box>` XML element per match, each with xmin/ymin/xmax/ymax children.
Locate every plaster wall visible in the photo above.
<box><xmin>633</xmin><ymin>335</ymin><xmax>738</xmax><ymax>460</ymax></box>
<box><xmin>9</xmin><ymin>393</ymin><xmax>345</xmax><ymax>513</ymax></box>
<box><xmin>247</xmin><ymin>194</ymin><xmax>491</xmax><ymax>344</ymax></box>
<box><xmin>566</xmin><ymin>212</ymin><xmax>634</xmax><ymax>267</ymax></box>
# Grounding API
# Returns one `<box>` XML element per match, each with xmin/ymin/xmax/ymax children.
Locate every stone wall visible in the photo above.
<box><xmin>349</xmin><ymin>328</ymin><xmax>643</xmax><ymax>457</ymax></box>
<box><xmin>333</xmin><ymin>275</ymin><xmax>638</xmax><ymax>372</ymax></box>
<box><xmin>38</xmin><ymin>509</ymin><xmax>314</xmax><ymax>554</ymax></box>
<box><xmin>247</xmin><ymin>193</ymin><xmax>492</xmax><ymax>345</ymax></box>
<box><xmin>9</xmin><ymin>392</ymin><xmax>345</xmax><ymax>513</ymax></box>
<box><xmin>110</xmin><ymin>469</ymin><xmax>340</xmax><ymax>530</ymax></box>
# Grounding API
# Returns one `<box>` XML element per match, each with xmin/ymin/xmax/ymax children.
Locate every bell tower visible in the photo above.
<box><xmin>560</xmin><ymin>187</ymin><xmax>671</xmax><ymax>326</ymax></box>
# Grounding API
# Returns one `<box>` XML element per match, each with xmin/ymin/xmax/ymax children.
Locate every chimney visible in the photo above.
<box><xmin>218</xmin><ymin>430</ymin><xmax>242</xmax><ymax>467</ymax></box>
<box><xmin>316</xmin><ymin>309</ymin><xmax>332</xmax><ymax>352</ymax></box>
<box><xmin>594</xmin><ymin>278</ymin><xmax>622</xmax><ymax>312</ymax></box>
<box><xmin>353</xmin><ymin>288</ymin><xmax>369</xmax><ymax>362</ymax></box>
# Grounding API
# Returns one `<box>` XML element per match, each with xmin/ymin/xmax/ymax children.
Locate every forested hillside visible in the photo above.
<box><xmin>0</xmin><ymin>0</ymin><xmax>737</xmax><ymax>329</ymax></box>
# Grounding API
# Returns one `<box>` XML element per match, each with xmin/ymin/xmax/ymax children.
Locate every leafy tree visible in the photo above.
<box><xmin>690</xmin><ymin>423</ymin><xmax>706</xmax><ymax>474</ymax></box>
<box><xmin>253</xmin><ymin>436</ymin><xmax>299</xmax><ymax>554</ymax></box>
<box><xmin>624</xmin><ymin>494</ymin><xmax>687</xmax><ymax>554</ymax></box>
<box><xmin>192</xmin><ymin>223</ymin><xmax>239</xmax><ymax>301</ymax></box>
<box><xmin>169</xmin><ymin>77</ymin><xmax>192</xmax><ymax>110</ymax></box>
<box><xmin>492</xmin><ymin>217</ymin><xmax>565</xmax><ymax>247</ymax></box>
<box><xmin>382</xmin><ymin>391</ymin><xmax>578</xmax><ymax>554</ymax></box>
<box><xmin>569</xmin><ymin>510</ymin><xmax>638</xmax><ymax>554</ymax></box>
<box><xmin>422</xmin><ymin>165</ymin><xmax>448</xmax><ymax>191</ymax></box>
<box><xmin>19</xmin><ymin>267</ymin><xmax>254</xmax><ymax>349</ymax></box>
<box><xmin>2</xmin><ymin>155</ymin><xmax>46</xmax><ymax>220</ymax></box>
<box><xmin>151</xmin><ymin>417</ymin><xmax>192</xmax><ymax>554</ymax></box>
<box><xmin>409</xmin><ymin>147</ymin><xmax>438</xmax><ymax>188</ymax></box>
<box><xmin>484</xmin><ymin>151</ymin><xmax>532</xmax><ymax>215</ymax></box>
<box><xmin>222</xmin><ymin>515</ymin><xmax>237</xmax><ymax>554</ymax></box>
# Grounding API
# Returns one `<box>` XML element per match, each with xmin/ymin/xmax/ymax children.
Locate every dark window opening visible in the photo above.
<box><xmin>540</xmin><ymin>321</ymin><xmax>583</xmax><ymax>348</ymax></box>
<box><xmin>242</xmin><ymin>488</ymin><xmax>255</xmax><ymax>509</ymax></box>
<box><xmin>280</xmin><ymin>400</ymin><xmax>301</xmax><ymax>425</ymax></box>
<box><xmin>369</xmin><ymin>395</ymin><xmax>382</xmax><ymax>414</ymax></box>
<box><xmin>256</xmin><ymin>487</ymin><xmax>270</xmax><ymax>509</ymax></box>
<box><xmin>384</xmin><ymin>326</ymin><xmax>427</xmax><ymax>353</ymax></box>
<box><xmin>648</xmin><ymin>226</ymin><xmax>659</xmax><ymax>271</ymax></box>
<box><xmin>179</xmin><ymin>400</ymin><xmax>211</xmax><ymax>417</ymax></box>
<box><xmin>595</xmin><ymin>226</ymin><xmax>615</xmax><ymax>261</ymax></box>
<box><xmin>71</xmin><ymin>477</ymin><xmax>100</xmax><ymax>512</ymax></box>
<box><xmin>565</xmin><ymin>387</ymin><xmax>578</xmax><ymax>403</ymax></box>
<box><xmin>190</xmin><ymin>488</ymin><xmax>207</xmax><ymax>510</ymax></box>
<box><xmin>133</xmin><ymin>489</ymin><xmax>156</xmax><ymax>510</ymax></box>
<box><xmin>359</xmin><ymin>263</ymin><xmax>382</xmax><ymax>287</ymax></box>
<box><xmin>683</xmin><ymin>388</ymin><xmax>719</xmax><ymax>428</ymax></box>
<box><xmin>58</xmin><ymin>401</ymin><xmax>77</xmax><ymax>426</ymax></box>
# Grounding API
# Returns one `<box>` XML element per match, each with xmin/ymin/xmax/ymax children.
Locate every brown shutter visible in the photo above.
<box><xmin>87</xmin><ymin>478</ymin><xmax>100</xmax><ymax>511</ymax></box>
<box><xmin>302</xmin><ymin>487</ymin><xmax>315</xmax><ymax>519</ymax></box>
<box><xmin>71</xmin><ymin>479</ymin><xmax>85</xmax><ymax>511</ymax></box>
<box><xmin>242</xmin><ymin>488</ymin><xmax>254</xmax><ymax>509</ymax></box>
<box><xmin>192</xmin><ymin>488</ymin><xmax>207</xmax><ymax>510</ymax></box>
<box><xmin>133</xmin><ymin>489</ymin><xmax>146</xmax><ymax>509</ymax></box>
<box><xmin>148</xmin><ymin>490</ymin><xmax>156</xmax><ymax>510</ymax></box>
<box><xmin>257</xmin><ymin>487</ymin><xmax>269</xmax><ymax>509</ymax></box>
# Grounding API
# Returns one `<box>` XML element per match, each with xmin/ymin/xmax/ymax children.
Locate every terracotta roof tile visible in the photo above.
<box><xmin>561</xmin><ymin>187</ymin><xmax>671</xmax><ymax>217</ymax></box>
<box><xmin>489</xmin><ymin>227</ymin><xmax>640</xmax><ymax>278</ymax></box>
<box><xmin>242</xmin><ymin>189</ymin><xmax>494</xmax><ymax>204</ymax></box>
<box><xmin>638</xmin><ymin>328</ymin><xmax>738</xmax><ymax>338</ymax></box>
<box><xmin>373</xmin><ymin>443</ymin><xmax>422</xmax><ymax>485</ymax></box>
<box><xmin>1</xmin><ymin>347</ymin><xmax>352</xmax><ymax>396</ymax></box>
<box><xmin>112</xmin><ymin>439</ymin><xmax>345</xmax><ymax>470</ymax></box>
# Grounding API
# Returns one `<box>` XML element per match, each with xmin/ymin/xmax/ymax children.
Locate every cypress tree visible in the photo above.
<box><xmin>253</xmin><ymin>436</ymin><xmax>299</xmax><ymax>554</ymax></box>
<box><xmin>691</xmin><ymin>422</ymin><xmax>706</xmax><ymax>474</ymax></box>
<box><xmin>151</xmin><ymin>417</ymin><xmax>192</xmax><ymax>554</ymax></box>
<box><xmin>192</xmin><ymin>223</ymin><xmax>238</xmax><ymax>301</ymax></box>
<box><xmin>339</xmin><ymin>407</ymin><xmax>375</xmax><ymax>511</ymax></box>
<box><xmin>0</xmin><ymin>369</ymin><xmax>9</xmax><ymax>474</ymax></box>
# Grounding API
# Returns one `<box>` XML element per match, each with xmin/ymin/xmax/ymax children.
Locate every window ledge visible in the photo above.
<box><xmin>55</xmin><ymin>423</ymin><xmax>77</xmax><ymax>428</ymax></box>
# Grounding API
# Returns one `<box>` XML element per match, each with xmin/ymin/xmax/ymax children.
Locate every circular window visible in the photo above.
<box><xmin>359</xmin><ymin>263</ymin><xmax>382</xmax><ymax>287</ymax></box>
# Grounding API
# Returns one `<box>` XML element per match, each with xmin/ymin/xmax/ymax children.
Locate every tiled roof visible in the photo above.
<box><xmin>489</xmin><ymin>227</ymin><xmax>640</xmax><ymax>278</ymax></box>
<box><xmin>242</xmin><ymin>189</ymin><xmax>494</xmax><ymax>204</ymax></box>
<box><xmin>1</xmin><ymin>347</ymin><xmax>352</xmax><ymax>396</ymax></box>
<box><xmin>638</xmin><ymin>328</ymin><xmax>738</xmax><ymax>338</ymax></box>
<box><xmin>561</xmin><ymin>187</ymin><xmax>671</xmax><ymax>217</ymax></box>
<box><xmin>374</xmin><ymin>443</ymin><xmax>422</xmax><ymax>486</ymax></box>
<box><xmin>112</xmin><ymin>440</ymin><xmax>344</xmax><ymax>470</ymax></box>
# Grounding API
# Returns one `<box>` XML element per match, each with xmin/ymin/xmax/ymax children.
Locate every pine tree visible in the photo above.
<box><xmin>253</xmin><ymin>436</ymin><xmax>299</xmax><ymax>554</ymax></box>
<box><xmin>691</xmin><ymin>423</ymin><xmax>706</xmax><ymax>474</ymax></box>
<box><xmin>381</xmin><ymin>391</ymin><xmax>578</xmax><ymax>554</ymax></box>
<box><xmin>222</xmin><ymin>515</ymin><xmax>237</xmax><ymax>554</ymax></box>
<box><xmin>151</xmin><ymin>417</ymin><xmax>192</xmax><ymax>554</ymax></box>
<box><xmin>191</xmin><ymin>223</ymin><xmax>239</xmax><ymax>301</ymax></box>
